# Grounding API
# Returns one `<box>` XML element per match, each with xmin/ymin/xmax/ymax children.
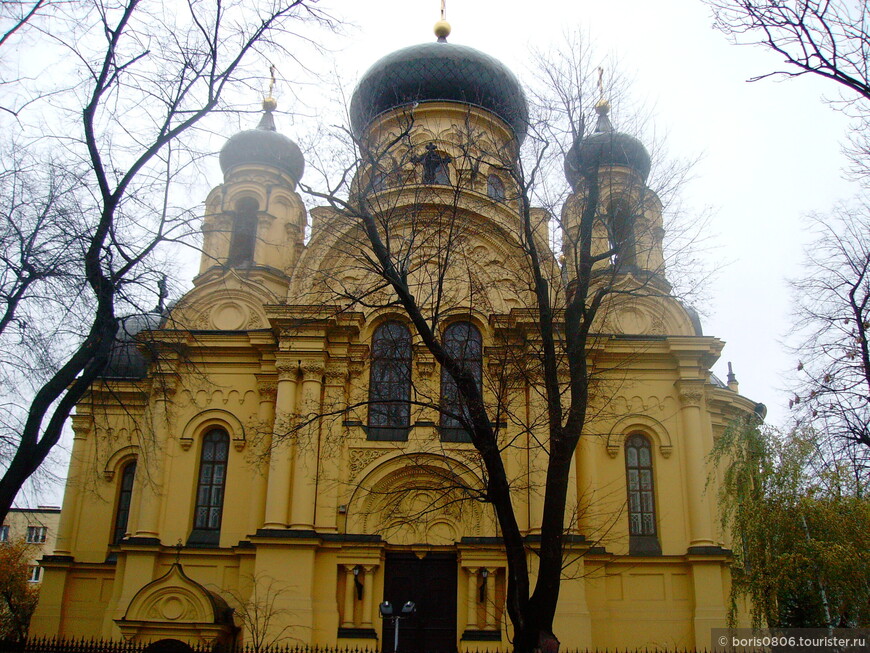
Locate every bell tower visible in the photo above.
<box><xmin>561</xmin><ymin>99</ymin><xmax>667</xmax><ymax>289</ymax></box>
<box><xmin>197</xmin><ymin>97</ymin><xmax>307</xmax><ymax>284</ymax></box>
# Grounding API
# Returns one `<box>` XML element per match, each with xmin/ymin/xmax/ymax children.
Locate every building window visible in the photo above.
<box><xmin>625</xmin><ymin>433</ymin><xmax>661</xmax><ymax>555</ymax></box>
<box><xmin>26</xmin><ymin>526</ymin><xmax>46</xmax><ymax>544</ymax></box>
<box><xmin>227</xmin><ymin>197</ymin><xmax>258</xmax><ymax>266</ymax></box>
<box><xmin>607</xmin><ymin>198</ymin><xmax>636</xmax><ymax>268</ymax></box>
<box><xmin>0</xmin><ymin>525</ymin><xmax>8</xmax><ymax>542</ymax></box>
<box><xmin>27</xmin><ymin>565</ymin><xmax>41</xmax><ymax>583</ymax></box>
<box><xmin>413</xmin><ymin>143</ymin><xmax>451</xmax><ymax>185</ymax></box>
<box><xmin>440</xmin><ymin>322</ymin><xmax>483</xmax><ymax>443</ymax></box>
<box><xmin>191</xmin><ymin>428</ymin><xmax>230</xmax><ymax>544</ymax></box>
<box><xmin>486</xmin><ymin>174</ymin><xmax>505</xmax><ymax>201</ymax></box>
<box><xmin>368</xmin><ymin>321</ymin><xmax>412</xmax><ymax>441</ymax></box>
<box><xmin>112</xmin><ymin>461</ymin><xmax>137</xmax><ymax>545</ymax></box>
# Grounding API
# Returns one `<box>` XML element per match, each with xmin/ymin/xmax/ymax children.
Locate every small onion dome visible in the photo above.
<box><xmin>101</xmin><ymin>312</ymin><xmax>164</xmax><ymax>379</ymax></box>
<box><xmin>349</xmin><ymin>29</ymin><xmax>529</xmax><ymax>143</ymax></box>
<box><xmin>564</xmin><ymin>100</ymin><xmax>651</xmax><ymax>189</ymax></box>
<box><xmin>219</xmin><ymin>98</ymin><xmax>305</xmax><ymax>182</ymax></box>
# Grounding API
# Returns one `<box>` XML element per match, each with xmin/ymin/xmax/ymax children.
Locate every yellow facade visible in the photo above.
<box><xmin>32</xmin><ymin>30</ymin><xmax>758</xmax><ymax>652</ymax></box>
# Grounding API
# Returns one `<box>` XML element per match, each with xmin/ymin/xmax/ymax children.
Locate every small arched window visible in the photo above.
<box><xmin>440</xmin><ymin>322</ymin><xmax>483</xmax><ymax>443</ymax></box>
<box><xmin>607</xmin><ymin>198</ymin><xmax>636</xmax><ymax>268</ymax></box>
<box><xmin>190</xmin><ymin>428</ymin><xmax>230</xmax><ymax>545</ymax></box>
<box><xmin>487</xmin><ymin>174</ymin><xmax>505</xmax><ymax>201</ymax></box>
<box><xmin>625</xmin><ymin>433</ymin><xmax>660</xmax><ymax>555</ymax></box>
<box><xmin>370</xmin><ymin>168</ymin><xmax>388</xmax><ymax>192</ymax></box>
<box><xmin>368</xmin><ymin>321</ymin><xmax>412</xmax><ymax>441</ymax></box>
<box><xmin>227</xmin><ymin>197</ymin><xmax>258</xmax><ymax>266</ymax></box>
<box><xmin>112</xmin><ymin>461</ymin><xmax>136</xmax><ymax>545</ymax></box>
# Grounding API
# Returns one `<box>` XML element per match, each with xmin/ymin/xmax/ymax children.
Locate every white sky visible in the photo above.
<box><xmin>301</xmin><ymin>0</ymin><xmax>860</xmax><ymax>427</ymax></box>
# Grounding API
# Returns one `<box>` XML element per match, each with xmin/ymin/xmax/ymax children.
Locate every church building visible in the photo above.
<box><xmin>32</xmin><ymin>19</ymin><xmax>759</xmax><ymax>652</ymax></box>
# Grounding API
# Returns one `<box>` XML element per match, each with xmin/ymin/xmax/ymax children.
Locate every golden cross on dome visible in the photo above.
<box><xmin>268</xmin><ymin>64</ymin><xmax>276</xmax><ymax>99</ymax></box>
<box><xmin>597</xmin><ymin>67</ymin><xmax>605</xmax><ymax>103</ymax></box>
<box><xmin>441</xmin><ymin>0</ymin><xmax>446</xmax><ymax>20</ymax></box>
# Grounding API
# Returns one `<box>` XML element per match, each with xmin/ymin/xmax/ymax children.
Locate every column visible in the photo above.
<box><xmin>484</xmin><ymin>568</ymin><xmax>496</xmax><ymax>629</ymax></box>
<box><xmin>575</xmin><ymin>433</ymin><xmax>598</xmax><ymax>539</ymax></box>
<box><xmin>315</xmin><ymin>363</ymin><xmax>346</xmax><ymax>531</ymax></box>
<box><xmin>135</xmin><ymin>376</ymin><xmax>176</xmax><ymax>539</ymax></box>
<box><xmin>361</xmin><ymin>564</ymin><xmax>377</xmax><ymax>627</ymax></box>
<box><xmin>465</xmin><ymin>567</ymin><xmax>479</xmax><ymax>630</ymax></box>
<box><xmin>676</xmin><ymin>380</ymin><xmax>715</xmax><ymax>548</ymax></box>
<box><xmin>250</xmin><ymin>376</ymin><xmax>277</xmax><ymax>534</ymax></box>
<box><xmin>263</xmin><ymin>362</ymin><xmax>298</xmax><ymax>529</ymax></box>
<box><xmin>53</xmin><ymin>415</ymin><xmax>91</xmax><ymax>556</ymax></box>
<box><xmin>342</xmin><ymin>565</ymin><xmax>357</xmax><ymax>628</ymax></box>
<box><xmin>290</xmin><ymin>359</ymin><xmax>323</xmax><ymax>530</ymax></box>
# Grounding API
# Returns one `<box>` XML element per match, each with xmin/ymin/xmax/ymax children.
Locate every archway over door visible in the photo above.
<box><xmin>382</xmin><ymin>551</ymin><xmax>457</xmax><ymax>653</ymax></box>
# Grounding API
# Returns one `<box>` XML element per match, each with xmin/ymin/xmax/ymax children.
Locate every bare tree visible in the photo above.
<box><xmin>222</xmin><ymin>574</ymin><xmax>298</xmax><ymax>653</ymax></box>
<box><xmin>703</xmin><ymin>0</ymin><xmax>870</xmax><ymax>179</ymax></box>
<box><xmin>706</xmin><ymin>0</ymin><xmax>870</xmax><ymax>96</ymax></box>
<box><xmin>0</xmin><ymin>0</ymin><xmax>333</xmax><ymax>524</ymax></box>
<box><xmin>790</xmin><ymin>202</ymin><xmax>870</xmax><ymax>467</ymax></box>
<box><xmin>297</xmin><ymin>41</ymin><xmax>699</xmax><ymax>652</ymax></box>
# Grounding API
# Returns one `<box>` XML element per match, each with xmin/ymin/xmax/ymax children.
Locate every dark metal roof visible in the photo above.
<box><xmin>350</xmin><ymin>41</ymin><xmax>529</xmax><ymax>142</ymax></box>
<box><xmin>100</xmin><ymin>313</ymin><xmax>163</xmax><ymax>379</ymax></box>
<box><xmin>564</xmin><ymin>104</ymin><xmax>651</xmax><ymax>188</ymax></box>
<box><xmin>219</xmin><ymin>109</ymin><xmax>305</xmax><ymax>182</ymax></box>
<box><xmin>565</xmin><ymin>131</ymin><xmax>651</xmax><ymax>188</ymax></box>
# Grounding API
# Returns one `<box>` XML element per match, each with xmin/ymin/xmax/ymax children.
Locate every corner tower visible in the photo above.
<box><xmin>562</xmin><ymin>100</ymin><xmax>667</xmax><ymax>289</ymax></box>
<box><xmin>198</xmin><ymin>98</ymin><xmax>307</xmax><ymax>285</ymax></box>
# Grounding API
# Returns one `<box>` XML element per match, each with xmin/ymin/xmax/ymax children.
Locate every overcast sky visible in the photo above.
<box><xmin>297</xmin><ymin>0</ymin><xmax>860</xmax><ymax>427</ymax></box>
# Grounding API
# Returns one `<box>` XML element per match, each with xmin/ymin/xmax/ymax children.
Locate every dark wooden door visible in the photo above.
<box><xmin>382</xmin><ymin>551</ymin><xmax>457</xmax><ymax>653</ymax></box>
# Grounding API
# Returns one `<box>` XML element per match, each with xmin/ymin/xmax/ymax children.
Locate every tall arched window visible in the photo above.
<box><xmin>227</xmin><ymin>197</ymin><xmax>258</xmax><ymax>266</ymax></box>
<box><xmin>487</xmin><ymin>174</ymin><xmax>505</xmax><ymax>201</ymax></box>
<box><xmin>625</xmin><ymin>433</ymin><xmax>660</xmax><ymax>555</ymax></box>
<box><xmin>440</xmin><ymin>322</ymin><xmax>483</xmax><ymax>443</ymax></box>
<box><xmin>368</xmin><ymin>321</ymin><xmax>412</xmax><ymax>441</ymax></box>
<box><xmin>112</xmin><ymin>461</ymin><xmax>136</xmax><ymax>545</ymax></box>
<box><xmin>607</xmin><ymin>198</ymin><xmax>636</xmax><ymax>268</ymax></box>
<box><xmin>190</xmin><ymin>428</ymin><xmax>230</xmax><ymax>545</ymax></box>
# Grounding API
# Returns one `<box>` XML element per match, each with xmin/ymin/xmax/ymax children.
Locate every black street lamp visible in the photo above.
<box><xmin>379</xmin><ymin>600</ymin><xmax>416</xmax><ymax>652</ymax></box>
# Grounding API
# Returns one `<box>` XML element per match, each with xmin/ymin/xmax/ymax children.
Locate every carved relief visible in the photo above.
<box><xmin>211</xmin><ymin>301</ymin><xmax>249</xmax><ymax>330</ymax></box>
<box><xmin>348</xmin><ymin>448</ymin><xmax>390</xmax><ymax>480</ymax></box>
<box><xmin>301</xmin><ymin>362</ymin><xmax>325</xmax><ymax>382</ymax></box>
<box><xmin>676</xmin><ymin>382</ymin><xmax>705</xmax><ymax>407</ymax></box>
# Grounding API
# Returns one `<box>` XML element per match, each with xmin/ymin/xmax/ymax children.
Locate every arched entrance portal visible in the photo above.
<box><xmin>143</xmin><ymin>639</ymin><xmax>194</xmax><ymax>653</ymax></box>
<box><xmin>382</xmin><ymin>551</ymin><xmax>458</xmax><ymax>653</ymax></box>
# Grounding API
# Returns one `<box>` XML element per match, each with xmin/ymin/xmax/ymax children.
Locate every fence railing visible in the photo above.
<box><xmin>0</xmin><ymin>639</ymin><xmax>723</xmax><ymax>653</ymax></box>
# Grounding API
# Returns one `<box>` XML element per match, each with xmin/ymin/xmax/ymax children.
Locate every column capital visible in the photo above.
<box><xmin>675</xmin><ymin>379</ymin><xmax>705</xmax><ymax>407</ymax></box>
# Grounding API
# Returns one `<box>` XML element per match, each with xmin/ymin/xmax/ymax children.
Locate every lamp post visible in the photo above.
<box><xmin>379</xmin><ymin>600</ymin><xmax>416</xmax><ymax>652</ymax></box>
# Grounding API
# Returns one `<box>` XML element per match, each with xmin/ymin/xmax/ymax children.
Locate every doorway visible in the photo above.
<box><xmin>382</xmin><ymin>551</ymin><xmax>457</xmax><ymax>653</ymax></box>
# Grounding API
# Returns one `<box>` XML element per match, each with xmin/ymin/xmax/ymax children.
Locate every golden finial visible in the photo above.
<box><xmin>595</xmin><ymin>66</ymin><xmax>610</xmax><ymax>114</ymax></box>
<box><xmin>434</xmin><ymin>0</ymin><xmax>451</xmax><ymax>41</ymax></box>
<box><xmin>263</xmin><ymin>64</ymin><xmax>277</xmax><ymax>112</ymax></box>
